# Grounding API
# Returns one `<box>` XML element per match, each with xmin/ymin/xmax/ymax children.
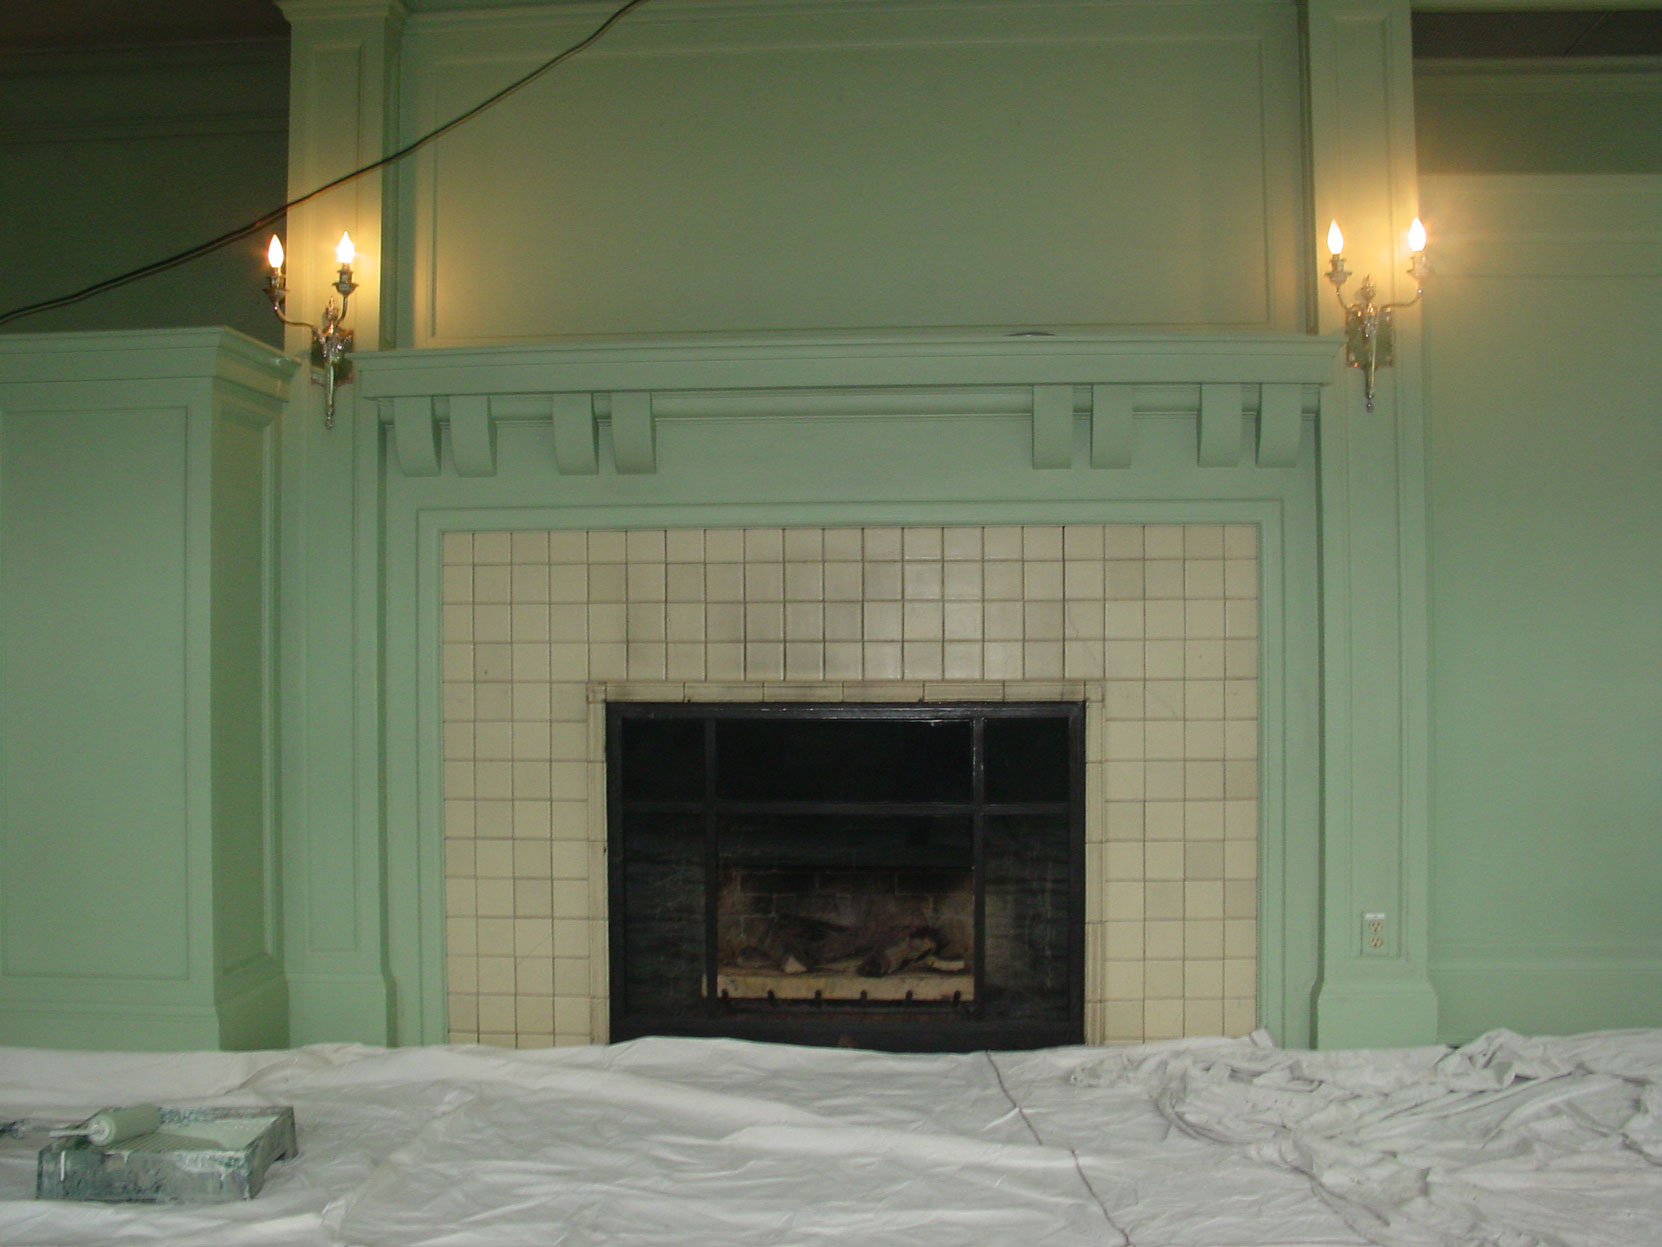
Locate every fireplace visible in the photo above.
<box><xmin>607</xmin><ymin>702</ymin><xmax>1084</xmax><ymax>1050</ymax></box>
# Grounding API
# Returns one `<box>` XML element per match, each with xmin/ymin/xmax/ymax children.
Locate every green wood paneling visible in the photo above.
<box><xmin>0</xmin><ymin>329</ymin><xmax>294</xmax><ymax>1050</ymax></box>
<box><xmin>1306</xmin><ymin>0</ymin><xmax>1440</xmax><ymax>1047</ymax></box>
<box><xmin>1</xmin><ymin>405</ymin><xmax>193</xmax><ymax>981</ymax></box>
<box><xmin>399</xmin><ymin>1</ymin><xmax>1305</xmax><ymax>346</ymax></box>
<box><xmin>1422</xmin><ymin>174</ymin><xmax>1662</xmax><ymax>1041</ymax></box>
<box><xmin>211</xmin><ymin>407</ymin><xmax>276</xmax><ymax>976</ymax></box>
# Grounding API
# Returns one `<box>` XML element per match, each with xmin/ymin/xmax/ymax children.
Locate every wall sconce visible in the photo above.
<box><xmin>265</xmin><ymin>232</ymin><xmax>359</xmax><ymax>429</ymax></box>
<box><xmin>1324</xmin><ymin>218</ymin><xmax>1429</xmax><ymax>412</ymax></box>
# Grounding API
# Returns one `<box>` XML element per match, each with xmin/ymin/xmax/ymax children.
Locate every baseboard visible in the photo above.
<box><xmin>1313</xmin><ymin>976</ymin><xmax>1440</xmax><ymax>1049</ymax></box>
<box><xmin>285</xmin><ymin>970</ymin><xmax>394</xmax><ymax>1045</ymax></box>
<box><xmin>0</xmin><ymin>996</ymin><xmax>224</xmax><ymax>1051</ymax></box>
<box><xmin>1431</xmin><ymin>956</ymin><xmax>1662</xmax><ymax>1043</ymax></box>
<box><xmin>215</xmin><ymin>965</ymin><xmax>290</xmax><ymax>1050</ymax></box>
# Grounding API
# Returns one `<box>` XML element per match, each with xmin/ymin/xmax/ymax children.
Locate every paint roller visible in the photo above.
<box><xmin>81</xmin><ymin>1105</ymin><xmax>164</xmax><ymax>1146</ymax></box>
<box><xmin>33</xmin><ymin>1105</ymin><xmax>166</xmax><ymax>1147</ymax></box>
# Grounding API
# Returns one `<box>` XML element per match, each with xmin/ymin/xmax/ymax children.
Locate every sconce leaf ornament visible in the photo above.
<box><xmin>265</xmin><ymin>233</ymin><xmax>359</xmax><ymax>429</ymax></box>
<box><xmin>1325</xmin><ymin>218</ymin><xmax>1430</xmax><ymax>412</ymax></box>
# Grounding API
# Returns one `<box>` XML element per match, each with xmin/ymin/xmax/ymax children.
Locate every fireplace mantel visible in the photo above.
<box><xmin>305</xmin><ymin>320</ymin><xmax>1434</xmax><ymax>1052</ymax></box>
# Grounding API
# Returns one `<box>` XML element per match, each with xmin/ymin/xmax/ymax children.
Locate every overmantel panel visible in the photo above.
<box><xmin>399</xmin><ymin>0</ymin><xmax>1305</xmax><ymax>346</ymax></box>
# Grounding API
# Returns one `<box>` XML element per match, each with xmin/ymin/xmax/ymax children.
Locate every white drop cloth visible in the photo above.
<box><xmin>0</xmin><ymin>1030</ymin><xmax>1655</xmax><ymax>1246</ymax></box>
<box><xmin>1072</xmin><ymin>1028</ymin><xmax>1662</xmax><ymax>1246</ymax></box>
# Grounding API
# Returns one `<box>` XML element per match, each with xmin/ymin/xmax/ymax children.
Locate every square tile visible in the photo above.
<box><xmin>981</xmin><ymin>527</ymin><xmax>1023</xmax><ymax>560</ymax></box>
<box><xmin>783</xmin><ymin>528</ymin><xmax>824</xmax><ymax>560</ymax></box>
<box><xmin>863</xmin><ymin>528</ymin><xmax>902</xmax><ymax>560</ymax></box>
<box><xmin>665</xmin><ymin>529</ymin><xmax>704</xmax><ymax>563</ymax></box>
<box><xmin>822</xmin><ymin>528</ymin><xmax>863</xmax><ymax>560</ymax></box>
<box><xmin>744</xmin><ymin>529</ymin><xmax>784</xmax><ymax>562</ymax></box>
<box><xmin>704</xmin><ymin>529</ymin><xmax>745</xmax><ymax>562</ymax></box>
<box><xmin>942</xmin><ymin>527</ymin><xmax>982</xmax><ymax>560</ymax></box>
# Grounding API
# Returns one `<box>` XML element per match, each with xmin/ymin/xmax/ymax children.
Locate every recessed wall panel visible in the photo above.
<box><xmin>211</xmin><ymin>411</ymin><xmax>273</xmax><ymax>974</ymax></box>
<box><xmin>405</xmin><ymin>3</ymin><xmax>1303</xmax><ymax>344</ymax></box>
<box><xmin>0</xmin><ymin>407</ymin><xmax>191</xmax><ymax>980</ymax></box>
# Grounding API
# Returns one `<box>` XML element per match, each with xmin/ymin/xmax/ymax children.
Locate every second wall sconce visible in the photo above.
<box><xmin>1325</xmin><ymin>218</ymin><xmax>1429</xmax><ymax>412</ymax></box>
<box><xmin>265</xmin><ymin>232</ymin><xmax>359</xmax><ymax>429</ymax></box>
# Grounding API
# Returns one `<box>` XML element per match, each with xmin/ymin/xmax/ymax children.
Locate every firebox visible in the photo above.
<box><xmin>606</xmin><ymin>702</ymin><xmax>1084</xmax><ymax>1050</ymax></box>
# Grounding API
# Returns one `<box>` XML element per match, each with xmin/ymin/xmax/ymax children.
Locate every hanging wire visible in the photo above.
<box><xmin>0</xmin><ymin>0</ymin><xmax>658</xmax><ymax>329</ymax></box>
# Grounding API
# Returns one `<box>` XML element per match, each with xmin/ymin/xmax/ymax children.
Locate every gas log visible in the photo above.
<box><xmin>737</xmin><ymin>914</ymin><xmax>966</xmax><ymax>978</ymax></box>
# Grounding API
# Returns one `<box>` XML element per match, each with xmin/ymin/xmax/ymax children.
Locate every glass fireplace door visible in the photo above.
<box><xmin>608</xmin><ymin>703</ymin><xmax>1082</xmax><ymax>1051</ymax></box>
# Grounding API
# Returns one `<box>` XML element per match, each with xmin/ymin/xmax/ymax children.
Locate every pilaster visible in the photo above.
<box><xmin>277</xmin><ymin>0</ymin><xmax>405</xmax><ymax>1042</ymax></box>
<box><xmin>1305</xmin><ymin>0</ymin><xmax>1438</xmax><ymax>1046</ymax></box>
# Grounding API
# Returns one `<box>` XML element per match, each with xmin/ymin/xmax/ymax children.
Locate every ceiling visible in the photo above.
<box><xmin>3</xmin><ymin>1</ymin><xmax>1662</xmax><ymax>56</ymax></box>
<box><xmin>1413</xmin><ymin>9</ymin><xmax>1662</xmax><ymax>56</ymax></box>
<box><xmin>0</xmin><ymin>0</ymin><xmax>286</xmax><ymax>52</ymax></box>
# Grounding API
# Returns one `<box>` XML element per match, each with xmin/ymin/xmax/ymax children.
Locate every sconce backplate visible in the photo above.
<box><xmin>1344</xmin><ymin>305</ymin><xmax>1394</xmax><ymax>373</ymax></box>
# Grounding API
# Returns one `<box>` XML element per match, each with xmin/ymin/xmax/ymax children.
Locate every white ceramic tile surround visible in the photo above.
<box><xmin>440</xmin><ymin>524</ymin><xmax>1259</xmax><ymax>1048</ymax></box>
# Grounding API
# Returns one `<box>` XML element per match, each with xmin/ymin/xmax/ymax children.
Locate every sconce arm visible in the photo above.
<box><xmin>1379</xmin><ymin>285</ymin><xmax>1423</xmax><ymax>316</ymax></box>
<box><xmin>270</xmin><ymin>310</ymin><xmax>319</xmax><ymax>335</ymax></box>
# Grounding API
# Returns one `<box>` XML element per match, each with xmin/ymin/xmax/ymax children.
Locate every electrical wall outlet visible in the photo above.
<box><xmin>1362</xmin><ymin>912</ymin><xmax>1387</xmax><ymax>955</ymax></box>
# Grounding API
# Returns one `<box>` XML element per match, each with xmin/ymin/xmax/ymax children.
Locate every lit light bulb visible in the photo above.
<box><xmin>1326</xmin><ymin>220</ymin><xmax>1344</xmax><ymax>256</ymax></box>
<box><xmin>1406</xmin><ymin>216</ymin><xmax>1427</xmax><ymax>254</ymax></box>
<box><xmin>267</xmin><ymin>235</ymin><xmax>285</xmax><ymax>270</ymax></box>
<box><xmin>335</xmin><ymin>231</ymin><xmax>356</xmax><ymax>266</ymax></box>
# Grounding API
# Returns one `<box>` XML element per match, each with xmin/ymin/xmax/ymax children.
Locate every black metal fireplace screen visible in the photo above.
<box><xmin>607</xmin><ymin>702</ymin><xmax>1084</xmax><ymax>1050</ymax></box>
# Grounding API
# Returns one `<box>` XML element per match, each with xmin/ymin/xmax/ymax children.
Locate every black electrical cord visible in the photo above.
<box><xmin>0</xmin><ymin>0</ymin><xmax>658</xmax><ymax>329</ymax></box>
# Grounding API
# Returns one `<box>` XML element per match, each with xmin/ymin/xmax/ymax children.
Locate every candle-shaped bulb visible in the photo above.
<box><xmin>1326</xmin><ymin>220</ymin><xmax>1344</xmax><ymax>256</ymax></box>
<box><xmin>267</xmin><ymin>235</ymin><xmax>285</xmax><ymax>270</ymax></box>
<box><xmin>1406</xmin><ymin>216</ymin><xmax>1427</xmax><ymax>254</ymax></box>
<box><xmin>335</xmin><ymin>231</ymin><xmax>356</xmax><ymax>266</ymax></box>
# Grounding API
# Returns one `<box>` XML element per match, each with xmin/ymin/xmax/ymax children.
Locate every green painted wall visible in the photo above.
<box><xmin>1</xmin><ymin>404</ymin><xmax>194</xmax><ymax>982</ymax></box>
<box><xmin>1421</xmin><ymin>171</ymin><xmax>1662</xmax><ymax>1041</ymax></box>
<box><xmin>1417</xmin><ymin>61</ymin><xmax>1662</xmax><ymax>176</ymax></box>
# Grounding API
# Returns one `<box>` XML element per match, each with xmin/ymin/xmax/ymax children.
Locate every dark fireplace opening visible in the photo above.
<box><xmin>607</xmin><ymin>702</ymin><xmax>1084</xmax><ymax>1051</ymax></box>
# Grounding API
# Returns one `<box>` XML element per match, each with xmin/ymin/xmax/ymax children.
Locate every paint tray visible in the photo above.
<box><xmin>36</xmin><ymin>1106</ymin><xmax>297</xmax><ymax>1203</ymax></box>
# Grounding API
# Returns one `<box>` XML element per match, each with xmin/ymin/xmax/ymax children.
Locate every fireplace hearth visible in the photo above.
<box><xmin>607</xmin><ymin>702</ymin><xmax>1084</xmax><ymax>1050</ymax></box>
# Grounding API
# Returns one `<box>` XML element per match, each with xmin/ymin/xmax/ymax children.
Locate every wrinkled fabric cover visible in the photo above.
<box><xmin>1</xmin><ymin>1031</ymin><xmax>1655</xmax><ymax>1246</ymax></box>
<box><xmin>1072</xmin><ymin>1028</ymin><xmax>1662</xmax><ymax>1247</ymax></box>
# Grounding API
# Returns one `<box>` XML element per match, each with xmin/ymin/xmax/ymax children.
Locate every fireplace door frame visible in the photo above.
<box><xmin>607</xmin><ymin>701</ymin><xmax>1086</xmax><ymax>1051</ymax></box>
